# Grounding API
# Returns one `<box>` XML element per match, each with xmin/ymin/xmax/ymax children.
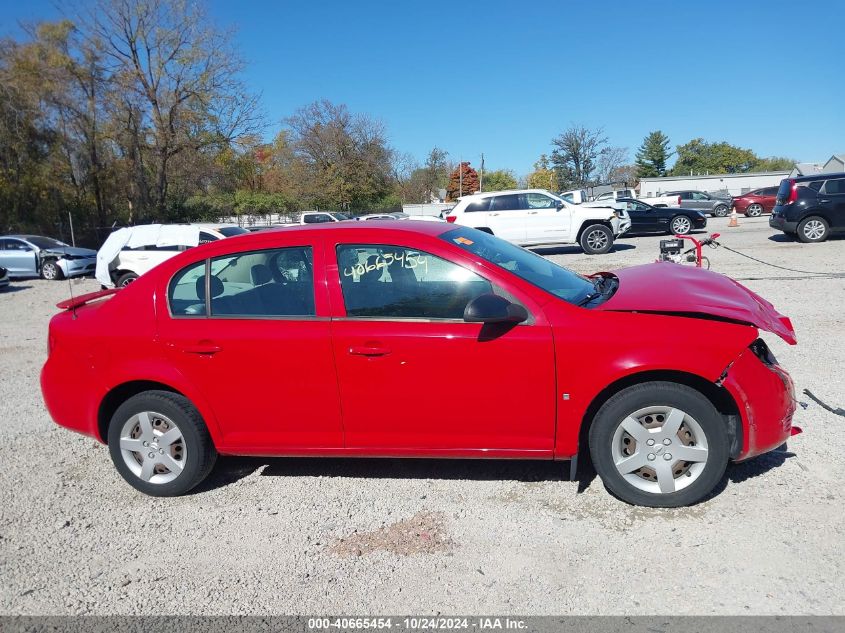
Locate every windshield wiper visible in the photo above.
<box><xmin>578</xmin><ymin>275</ymin><xmax>617</xmax><ymax>307</ymax></box>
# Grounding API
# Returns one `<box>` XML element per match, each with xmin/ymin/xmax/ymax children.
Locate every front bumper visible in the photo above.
<box><xmin>57</xmin><ymin>257</ymin><xmax>97</xmax><ymax>278</ymax></box>
<box><xmin>722</xmin><ymin>348</ymin><xmax>796</xmax><ymax>461</ymax></box>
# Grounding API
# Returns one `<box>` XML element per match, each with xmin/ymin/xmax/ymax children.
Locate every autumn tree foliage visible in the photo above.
<box><xmin>446</xmin><ymin>162</ymin><xmax>480</xmax><ymax>201</ymax></box>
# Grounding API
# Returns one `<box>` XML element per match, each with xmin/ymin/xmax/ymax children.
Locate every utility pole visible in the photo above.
<box><xmin>68</xmin><ymin>211</ymin><xmax>76</xmax><ymax>246</ymax></box>
<box><xmin>479</xmin><ymin>153</ymin><xmax>484</xmax><ymax>192</ymax></box>
<box><xmin>459</xmin><ymin>155</ymin><xmax>463</xmax><ymax>197</ymax></box>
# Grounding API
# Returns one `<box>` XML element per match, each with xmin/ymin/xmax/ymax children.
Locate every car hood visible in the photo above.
<box><xmin>595</xmin><ymin>263</ymin><xmax>796</xmax><ymax>344</ymax></box>
<box><xmin>43</xmin><ymin>246</ymin><xmax>97</xmax><ymax>257</ymax></box>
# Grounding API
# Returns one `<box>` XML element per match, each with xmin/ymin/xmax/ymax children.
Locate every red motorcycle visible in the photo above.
<box><xmin>658</xmin><ymin>233</ymin><xmax>721</xmax><ymax>270</ymax></box>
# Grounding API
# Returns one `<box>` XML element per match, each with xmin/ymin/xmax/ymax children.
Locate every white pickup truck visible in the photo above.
<box><xmin>445</xmin><ymin>189</ymin><xmax>630</xmax><ymax>255</ymax></box>
<box><xmin>592</xmin><ymin>189</ymin><xmax>681</xmax><ymax>208</ymax></box>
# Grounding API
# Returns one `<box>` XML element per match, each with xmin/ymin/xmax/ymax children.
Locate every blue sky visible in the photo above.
<box><xmin>2</xmin><ymin>0</ymin><xmax>843</xmax><ymax>175</ymax></box>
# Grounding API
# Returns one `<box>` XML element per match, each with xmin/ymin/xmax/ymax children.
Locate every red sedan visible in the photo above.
<box><xmin>41</xmin><ymin>222</ymin><xmax>799</xmax><ymax>507</ymax></box>
<box><xmin>732</xmin><ymin>186</ymin><xmax>779</xmax><ymax>216</ymax></box>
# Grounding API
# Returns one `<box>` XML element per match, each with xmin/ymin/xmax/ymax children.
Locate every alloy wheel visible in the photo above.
<box><xmin>119</xmin><ymin>411</ymin><xmax>186</xmax><ymax>484</ymax></box>
<box><xmin>746</xmin><ymin>204</ymin><xmax>763</xmax><ymax>217</ymax></box>
<box><xmin>611</xmin><ymin>406</ymin><xmax>709</xmax><ymax>494</ymax></box>
<box><xmin>713</xmin><ymin>206</ymin><xmax>728</xmax><ymax>217</ymax></box>
<box><xmin>42</xmin><ymin>262</ymin><xmax>58</xmax><ymax>280</ymax></box>
<box><xmin>586</xmin><ymin>229</ymin><xmax>608</xmax><ymax>251</ymax></box>
<box><xmin>671</xmin><ymin>216</ymin><xmax>691</xmax><ymax>234</ymax></box>
<box><xmin>803</xmin><ymin>219</ymin><xmax>825</xmax><ymax>241</ymax></box>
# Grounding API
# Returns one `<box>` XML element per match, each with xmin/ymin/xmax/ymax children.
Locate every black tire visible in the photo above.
<box><xmin>116</xmin><ymin>272</ymin><xmax>139</xmax><ymax>287</ymax></box>
<box><xmin>796</xmin><ymin>216</ymin><xmax>829</xmax><ymax>243</ymax></box>
<box><xmin>669</xmin><ymin>215</ymin><xmax>692</xmax><ymax>235</ymax></box>
<box><xmin>108</xmin><ymin>390</ymin><xmax>218</xmax><ymax>496</ymax></box>
<box><xmin>713</xmin><ymin>205</ymin><xmax>728</xmax><ymax>217</ymax></box>
<box><xmin>746</xmin><ymin>204</ymin><xmax>763</xmax><ymax>217</ymax></box>
<box><xmin>588</xmin><ymin>381</ymin><xmax>730</xmax><ymax>507</ymax></box>
<box><xmin>40</xmin><ymin>260</ymin><xmax>63</xmax><ymax>281</ymax></box>
<box><xmin>580</xmin><ymin>224</ymin><xmax>613</xmax><ymax>255</ymax></box>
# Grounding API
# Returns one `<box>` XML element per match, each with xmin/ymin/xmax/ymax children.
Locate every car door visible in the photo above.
<box><xmin>0</xmin><ymin>239</ymin><xmax>38</xmax><ymax>276</ymax></box>
<box><xmin>819</xmin><ymin>178</ymin><xmax>845</xmax><ymax>229</ymax></box>
<box><xmin>689</xmin><ymin>192</ymin><xmax>713</xmax><ymax>211</ymax></box>
<box><xmin>485</xmin><ymin>193</ymin><xmax>528</xmax><ymax>243</ymax></box>
<box><xmin>625</xmin><ymin>201</ymin><xmax>660</xmax><ymax>232</ymax></box>
<box><xmin>157</xmin><ymin>241</ymin><xmax>343</xmax><ymax>451</ymax></box>
<box><xmin>329</xmin><ymin>241</ymin><xmax>556</xmax><ymax>453</ymax></box>
<box><xmin>524</xmin><ymin>192</ymin><xmax>570</xmax><ymax>243</ymax></box>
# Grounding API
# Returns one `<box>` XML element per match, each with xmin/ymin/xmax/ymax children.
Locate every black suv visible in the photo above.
<box><xmin>770</xmin><ymin>174</ymin><xmax>845</xmax><ymax>242</ymax></box>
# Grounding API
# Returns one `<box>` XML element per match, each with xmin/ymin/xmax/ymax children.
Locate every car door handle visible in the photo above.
<box><xmin>348</xmin><ymin>345</ymin><xmax>391</xmax><ymax>357</ymax></box>
<box><xmin>179</xmin><ymin>342</ymin><xmax>222</xmax><ymax>355</ymax></box>
<box><xmin>527</xmin><ymin>211</ymin><xmax>539</xmax><ymax>214</ymax></box>
<box><xmin>489</xmin><ymin>212</ymin><xmax>500</xmax><ymax>216</ymax></box>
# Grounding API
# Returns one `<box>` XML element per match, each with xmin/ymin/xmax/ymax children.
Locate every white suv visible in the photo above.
<box><xmin>445</xmin><ymin>189</ymin><xmax>630</xmax><ymax>254</ymax></box>
<box><xmin>110</xmin><ymin>224</ymin><xmax>248</xmax><ymax>286</ymax></box>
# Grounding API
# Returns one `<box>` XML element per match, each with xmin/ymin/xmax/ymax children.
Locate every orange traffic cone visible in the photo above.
<box><xmin>728</xmin><ymin>208</ymin><xmax>739</xmax><ymax>227</ymax></box>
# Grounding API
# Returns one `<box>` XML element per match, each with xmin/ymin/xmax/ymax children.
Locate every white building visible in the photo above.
<box><xmin>639</xmin><ymin>171</ymin><xmax>791</xmax><ymax>198</ymax></box>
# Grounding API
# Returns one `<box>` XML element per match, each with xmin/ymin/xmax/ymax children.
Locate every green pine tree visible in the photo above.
<box><xmin>635</xmin><ymin>131</ymin><xmax>671</xmax><ymax>178</ymax></box>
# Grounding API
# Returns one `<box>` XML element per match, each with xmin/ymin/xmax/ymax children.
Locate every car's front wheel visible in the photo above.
<box><xmin>746</xmin><ymin>204</ymin><xmax>763</xmax><ymax>217</ymax></box>
<box><xmin>580</xmin><ymin>224</ymin><xmax>613</xmax><ymax>255</ymax></box>
<box><xmin>108</xmin><ymin>391</ymin><xmax>217</xmax><ymax>496</ymax></box>
<box><xmin>713</xmin><ymin>205</ymin><xmax>729</xmax><ymax>217</ymax></box>
<box><xmin>670</xmin><ymin>215</ymin><xmax>692</xmax><ymax>235</ymax></box>
<box><xmin>589</xmin><ymin>382</ymin><xmax>729</xmax><ymax>507</ymax></box>
<box><xmin>41</xmin><ymin>260</ymin><xmax>63</xmax><ymax>281</ymax></box>
<box><xmin>797</xmin><ymin>216</ymin><xmax>829</xmax><ymax>243</ymax></box>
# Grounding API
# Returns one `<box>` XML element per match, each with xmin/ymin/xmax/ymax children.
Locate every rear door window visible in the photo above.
<box><xmin>822</xmin><ymin>179</ymin><xmax>845</xmax><ymax>195</ymax></box>
<box><xmin>489</xmin><ymin>194</ymin><xmax>522</xmax><ymax>211</ymax></box>
<box><xmin>169</xmin><ymin>247</ymin><xmax>316</xmax><ymax>318</ymax></box>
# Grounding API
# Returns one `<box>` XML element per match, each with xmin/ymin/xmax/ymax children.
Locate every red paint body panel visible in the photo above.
<box><xmin>597</xmin><ymin>263</ymin><xmax>797</xmax><ymax>345</ymax></box>
<box><xmin>40</xmin><ymin>221</ymin><xmax>798</xmax><ymax>467</ymax></box>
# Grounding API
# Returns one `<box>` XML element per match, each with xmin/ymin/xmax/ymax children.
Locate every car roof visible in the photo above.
<box><xmin>790</xmin><ymin>173</ymin><xmax>845</xmax><ymax>182</ymax></box>
<box><xmin>459</xmin><ymin>188</ymin><xmax>556</xmax><ymax>200</ymax></box>
<box><xmin>262</xmin><ymin>220</ymin><xmax>451</xmax><ymax>238</ymax></box>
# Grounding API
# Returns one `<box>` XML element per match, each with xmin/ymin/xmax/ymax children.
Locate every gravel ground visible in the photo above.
<box><xmin>1</xmin><ymin>215</ymin><xmax>843</xmax><ymax>615</ymax></box>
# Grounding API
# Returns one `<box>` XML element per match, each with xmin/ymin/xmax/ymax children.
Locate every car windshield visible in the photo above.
<box><xmin>25</xmin><ymin>236</ymin><xmax>66</xmax><ymax>249</ymax></box>
<box><xmin>330</xmin><ymin>213</ymin><xmax>351</xmax><ymax>220</ymax></box>
<box><xmin>440</xmin><ymin>227</ymin><xmax>597</xmax><ymax>305</ymax></box>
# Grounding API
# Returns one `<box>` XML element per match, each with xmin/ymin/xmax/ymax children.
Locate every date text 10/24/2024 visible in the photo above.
<box><xmin>308</xmin><ymin>617</ymin><xmax>528</xmax><ymax>630</ymax></box>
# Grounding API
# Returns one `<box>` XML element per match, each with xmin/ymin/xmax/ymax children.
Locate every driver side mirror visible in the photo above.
<box><xmin>556</xmin><ymin>200</ymin><xmax>565</xmax><ymax>210</ymax></box>
<box><xmin>463</xmin><ymin>293</ymin><xmax>528</xmax><ymax>324</ymax></box>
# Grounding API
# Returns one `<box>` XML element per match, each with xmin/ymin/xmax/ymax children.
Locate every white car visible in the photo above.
<box><xmin>108</xmin><ymin>224</ymin><xmax>248</xmax><ymax>287</ymax></box>
<box><xmin>298</xmin><ymin>211</ymin><xmax>352</xmax><ymax>224</ymax></box>
<box><xmin>445</xmin><ymin>189</ymin><xmax>630</xmax><ymax>254</ymax></box>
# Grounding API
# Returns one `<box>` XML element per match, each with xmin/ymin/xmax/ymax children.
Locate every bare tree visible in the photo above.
<box><xmin>596</xmin><ymin>146</ymin><xmax>629</xmax><ymax>184</ymax></box>
<box><xmin>86</xmin><ymin>0</ymin><xmax>262</xmax><ymax>217</ymax></box>
<box><xmin>550</xmin><ymin>125</ymin><xmax>608</xmax><ymax>189</ymax></box>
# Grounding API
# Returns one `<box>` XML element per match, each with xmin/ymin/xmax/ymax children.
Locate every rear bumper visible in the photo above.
<box><xmin>723</xmin><ymin>349</ymin><xmax>796</xmax><ymax>461</ymax></box>
<box><xmin>769</xmin><ymin>215</ymin><xmax>798</xmax><ymax>232</ymax></box>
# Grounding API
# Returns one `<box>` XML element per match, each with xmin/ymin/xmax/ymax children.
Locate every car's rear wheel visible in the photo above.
<box><xmin>670</xmin><ymin>215</ymin><xmax>692</xmax><ymax>235</ymax></box>
<box><xmin>713</xmin><ymin>205</ymin><xmax>728</xmax><ymax>217</ymax></box>
<box><xmin>589</xmin><ymin>382</ymin><xmax>729</xmax><ymax>507</ymax></box>
<box><xmin>41</xmin><ymin>260</ymin><xmax>63</xmax><ymax>281</ymax></box>
<box><xmin>580</xmin><ymin>224</ymin><xmax>613</xmax><ymax>255</ymax></box>
<box><xmin>108</xmin><ymin>391</ymin><xmax>217</xmax><ymax>496</ymax></box>
<box><xmin>746</xmin><ymin>204</ymin><xmax>763</xmax><ymax>217</ymax></box>
<box><xmin>117</xmin><ymin>272</ymin><xmax>139</xmax><ymax>287</ymax></box>
<box><xmin>797</xmin><ymin>216</ymin><xmax>829</xmax><ymax>243</ymax></box>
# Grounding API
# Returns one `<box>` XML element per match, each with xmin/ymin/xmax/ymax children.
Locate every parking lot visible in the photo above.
<box><xmin>1</xmin><ymin>215</ymin><xmax>843</xmax><ymax>615</ymax></box>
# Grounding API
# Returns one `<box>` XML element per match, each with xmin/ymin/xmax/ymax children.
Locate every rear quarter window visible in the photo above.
<box><xmin>822</xmin><ymin>179</ymin><xmax>845</xmax><ymax>194</ymax></box>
